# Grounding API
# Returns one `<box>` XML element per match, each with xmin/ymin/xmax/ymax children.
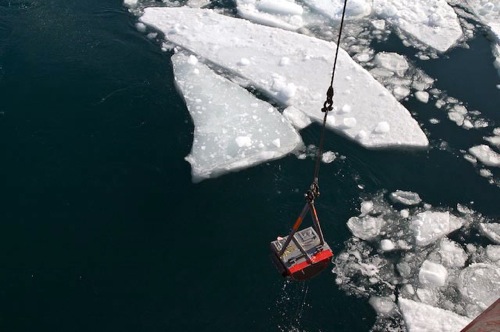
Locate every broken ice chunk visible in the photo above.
<box><xmin>458</xmin><ymin>263</ymin><xmax>500</xmax><ymax>313</ymax></box>
<box><xmin>410</xmin><ymin>211</ymin><xmax>463</xmax><ymax>246</ymax></box>
<box><xmin>398</xmin><ymin>298</ymin><xmax>471</xmax><ymax>332</ymax></box>
<box><xmin>347</xmin><ymin>216</ymin><xmax>383</xmax><ymax>240</ymax></box>
<box><xmin>172</xmin><ymin>53</ymin><xmax>302</xmax><ymax>182</ymax></box>
<box><xmin>390</xmin><ymin>190</ymin><xmax>422</xmax><ymax>206</ymax></box>
<box><xmin>469</xmin><ymin>145</ymin><xmax>500</xmax><ymax>167</ymax></box>
<box><xmin>369</xmin><ymin>296</ymin><xmax>396</xmax><ymax>317</ymax></box>
<box><xmin>419</xmin><ymin>260</ymin><xmax>448</xmax><ymax>288</ymax></box>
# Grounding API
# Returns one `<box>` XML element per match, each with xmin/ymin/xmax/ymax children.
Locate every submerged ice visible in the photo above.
<box><xmin>172</xmin><ymin>53</ymin><xmax>302</xmax><ymax>182</ymax></box>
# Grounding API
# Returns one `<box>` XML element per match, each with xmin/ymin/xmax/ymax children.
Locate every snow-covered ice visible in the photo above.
<box><xmin>172</xmin><ymin>53</ymin><xmax>302</xmax><ymax>182</ymax></box>
<box><xmin>372</xmin><ymin>0</ymin><xmax>463</xmax><ymax>52</ymax></box>
<box><xmin>398</xmin><ymin>298</ymin><xmax>471</xmax><ymax>332</ymax></box>
<box><xmin>140</xmin><ymin>7</ymin><xmax>429</xmax><ymax>149</ymax></box>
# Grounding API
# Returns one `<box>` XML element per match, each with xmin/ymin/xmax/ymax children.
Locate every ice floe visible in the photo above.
<box><xmin>140</xmin><ymin>7</ymin><xmax>429</xmax><ymax>149</ymax></box>
<box><xmin>469</xmin><ymin>145</ymin><xmax>500</xmax><ymax>167</ymax></box>
<box><xmin>398</xmin><ymin>298</ymin><xmax>471</xmax><ymax>332</ymax></box>
<box><xmin>372</xmin><ymin>0</ymin><xmax>463</xmax><ymax>52</ymax></box>
<box><xmin>333</xmin><ymin>191</ymin><xmax>500</xmax><ymax>330</ymax></box>
<box><xmin>171</xmin><ymin>53</ymin><xmax>302</xmax><ymax>182</ymax></box>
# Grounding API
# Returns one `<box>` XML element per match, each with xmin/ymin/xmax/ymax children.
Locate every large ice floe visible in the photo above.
<box><xmin>334</xmin><ymin>191</ymin><xmax>500</xmax><ymax>331</ymax></box>
<box><xmin>171</xmin><ymin>52</ymin><xmax>302</xmax><ymax>182</ymax></box>
<box><xmin>140</xmin><ymin>7</ymin><xmax>428</xmax><ymax>150</ymax></box>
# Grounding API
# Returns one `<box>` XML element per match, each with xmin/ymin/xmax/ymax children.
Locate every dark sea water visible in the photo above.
<box><xmin>0</xmin><ymin>1</ymin><xmax>499</xmax><ymax>331</ymax></box>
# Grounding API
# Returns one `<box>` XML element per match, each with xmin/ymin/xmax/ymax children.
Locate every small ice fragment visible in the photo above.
<box><xmin>380</xmin><ymin>239</ymin><xmax>395</xmax><ymax>251</ymax></box>
<box><xmin>393</xmin><ymin>86</ymin><xmax>410</xmax><ymax>100</ymax></box>
<box><xmin>469</xmin><ymin>145</ymin><xmax>500</xmax><ymax>167</ymax></box>
<box><xmin>400</xmin><ymin>209</ymin><xmax>410</xmax><ymax>218</ymax></box>
<box><xmin>321</xmin><ymin>151</ymin><xmax>336</xmax><ymax>163</ymax></box>
<box><xmin>484</xmin><ymin>135</ymin><xmax>500</xmax><ymax>148</ymax></box>
<box><xmin>429</xmin><ymin>118</ymin><xmax>440</xmax><ymax>124</ymax></box>
<box><xmin>371</xmin><ymin>19</ymin><xmax>386</xmax><ymax>30</ymax></box>
<box><xmin>410</xmin><ymin>211</ymin><xmax>463</xmax><ymax>246</ymax></box>
<box><xmin>136</xmin><ymin>22</ymin><xmax>147</xmax><ymax>33</ymax></box>
<box><xmin>374</xmin><ymin>52</ymin><xmax>409</xmax><ymax>76</ymax></box>
<box><xmin>486</xmin><ymin>245</ymin><xmax>500</xmax><ymax>262</ymax></box>
<box><xmin>342</xmin><ymin>117</ymin><xmax>357</xmax><ymax>128</ymax></box>
<box><xmin>479</xmin><ymin>169</ymin><xmax>492</xmax><ymax>178</ymax></box>
<box><xmin>369</xmin><ymin>296</ymin><xmax>396</xmax><ymax>317</ymax></box>
<box><xmin>415</xmin><ymin>91</ymin><xmax>429</xmax><ymax>103</ymax></box>
<box><xmin>374</xmin><ymin>122</ymin><xmax>390</xmax><ymax>134</ymax></box>
<box><xmin>390</xmin><ymin>190</ymin><xmax>422</xmax><ymax>205</ymax></box>
<box><xmin>360</xmin><ymin>201</ymin><xmax>374</xmax><ymax>216</ymax></box>
<box><xmin>272</xmin><ymin>138</ymin><xmax>281</xmax><ymax>148</ymax></box>
<box><xmin>435</xmin><ymin>238</ymin><xmax>467</xmax><ymax>268</ymax></box>
<box><xmin>479</xmin><ymin>223</ymin><xmax>500</xmax><ymax>244</ymax></box>
<box><xmin>124</xmin><ymin>0</ymin><xmax>138</xmax><ymax>8</ymax></box>
<box><xmin>419</xmin><ymin>260</ymin><xmax>448</xmax><ymax>288</ymax></box>
<box><xmin>347</xmin><ymin>216</ymin><xmax>383</xmax><ymax>240</ymax></box>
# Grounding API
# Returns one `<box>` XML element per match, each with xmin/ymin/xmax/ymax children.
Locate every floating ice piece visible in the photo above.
<box><xmin>360</xmin><ymin>200</ymin><xmax>374</xmax><ymax>216</ymax></box>
<box><xmin>172</xmin><ymin>53</ymin><xmax>302</xmax><ymax>182</ymax></box>
<box><xmin>321</xmin><ymin>151</ymin><xmax>336</xmax><ymax>163</ymax></box>
<box><xmin>398</xmin><ymin>298</ymin><xmax>471</xmax><ymax>331</ymax></box>
<box><xmin>347</xmin><ymin>216</ymin><xmax>383</xmax><ymax>240</ymax></box>
<box><xmin>415</xmin><ymin>91</ymin><xmax>429</xmax><ymax>103</ymax></box>
<box><xmin>434</xmin><ymin>238</ymin><xmax>467</xmax><ymax>268</ymax></box>
<box><xmin>303</xmin><ymin>0</ymin><xmax>372</xmax><ymax>21</ymax></box>
<box><xmin>369</xmin><ymin>296</ymin><xmax>396</xmax><ymax>317</ymax></box>
<box><xmin>486</xmin><ymin>245</ymin><xmax>500</xmax><ymax>262</ymax></box>
<box><xmin>410</xmin><ymin>211</ymin><xmax>463</xmax><ymax>246</ymax></box>
<box><xmin>485</xmin><ymin>135</ymin><xmax>500</xmax><ymax>148</ymax></box>
<box><xmin>458</xmin><ymin>263</ymin><xmax>500</xmax><ymax>312</ymax></box>
<box><xmin>123</xmin><ymin>0</ymin><xmax>138</xmax><ymax>8</ymax></box>
<box><xmin>479</xmin><ymin>223</ymin><xmax>500</xmax><ymax>244</ymax></box>
<box><xmin>373</xmin><ymin>0</ymin><xmax>463</xmax><ymax>52</ymax></box>
<box><xmin>380</xmin><ymin>239</ymin><xmax>395</xmax><ymax>251</ymax></box>
<box><xmin>469</xmin><ymin>145</ymin><xmax>500</xmax><ymax>167</ymax></box>
<box><xmin>140</xmin><ymin>7</ymin><xmax>429</xmax><ymax>149</ymax></box>
<box><xmin>374</xmin><ymin>52</ymin><xmax>409</xmax><ymax>77</ymax></box>
<box><xmin>419</xmin><ymin>260</ymin><xmax>448</xmax><ymax>288</ymax></box>
<box><xmin>390</xmin><ymin>190</ymin><xmax>422</xmax><ymax>206</ymax></box>
<box><xmin>236</xmin><ymin>0</ymin><xmax>305</xmax><ymax>31</ymax></box>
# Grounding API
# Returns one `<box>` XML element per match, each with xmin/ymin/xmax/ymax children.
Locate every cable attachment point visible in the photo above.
<box><xmin>321</xmin><ymin>86</ymin><xmax>334</xmax><ymax>112</ymax></box>
<box><xmin>305</xmin><ymin>182</ymin><xmax>320</xmax><ymax>203</ymax></box>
